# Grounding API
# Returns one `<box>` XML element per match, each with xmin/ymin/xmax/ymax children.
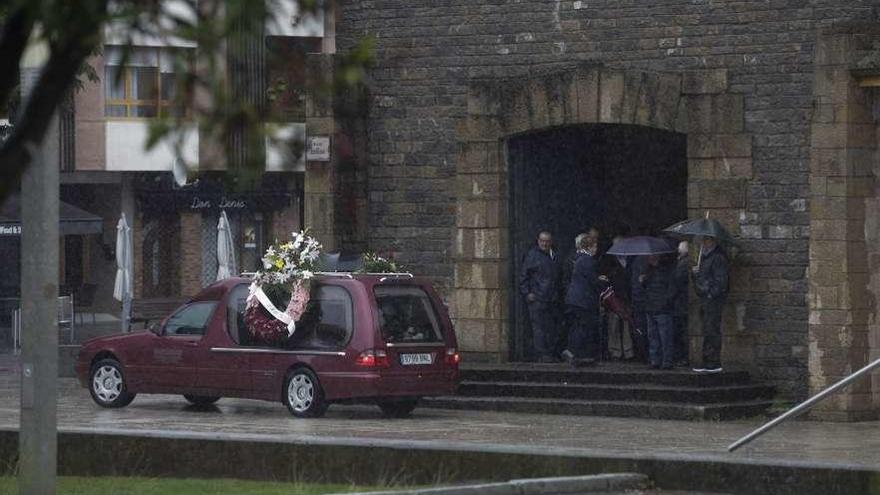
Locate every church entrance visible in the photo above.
<box><xmin>508</xmin><ymin>124</ymin><xmax>688</xmax><ymax>361</ymax></box>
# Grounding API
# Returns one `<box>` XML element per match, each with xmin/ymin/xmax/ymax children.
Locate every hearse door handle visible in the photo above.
<box><xmin>185</xmin><ymin>341</ymin><xmax>199</xmax><ymax>347</ymax></box>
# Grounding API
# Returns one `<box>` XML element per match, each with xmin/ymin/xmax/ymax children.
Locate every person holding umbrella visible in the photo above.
<box><xmin>608</xmin><ymin>236</ymin><xmax>677</xmax><ymax>369</ymax></box>
<box><xmin>691</xmin><ymin>235</ymin><xmax>729</xmax><ymax>373</ymax></box>
<box><xmin>663</xmin><ymin>216</ymin><xmax>733</xmax><ymax>374</ymax></box>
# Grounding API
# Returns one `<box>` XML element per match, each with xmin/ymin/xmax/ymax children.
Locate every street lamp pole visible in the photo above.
<box><xmin>18</xmin><ymin>41</ymin><xmax>59</xmax><ymax>494</ymax></box>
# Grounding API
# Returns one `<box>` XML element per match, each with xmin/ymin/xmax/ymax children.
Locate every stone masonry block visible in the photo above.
<box><xmin>713</xmin><ymin>94</ymin><xmax>744</xmax><ymax>133</ymax></box>
<box><xmin>502</xmin><ymin>86</ymin><xmax>531</xmax><ymax>135</ymax></box>
<box><xmin>456</xmin><ymin>116</ymin><xmax>502</xmax><ymax>142</ymax></box>
<box><xmin>698</xmin><ymin>180</ymin><xmax>747</xmax><ymax>209</ymax></box>
<box><xmin>687</xmin><ymin>95</ymin><xmax>713</xmax><ymax>134</ymax></box>
<box><xmin>455</xmin><ymin>261</ymin><xmax>508</xmax><ymax>289</ymax></box>
<box><xmin>454</xmin><ymin>317</ymin><xmax>487</xmax><ymax>351</ymax></box>
<box><xmin>810</xmin><ymin>197</ymin><xmax>865</xmax><ymax>221</ymax></box>
<box><xmin>456</xmin><ymin>173</ymin><xmax>505</xmax><ymax>199</ymax></box>
<box><xmin>454</xmin><ymin>318</ymin><xmax>505</xmax><ymax>353</ymax></box>
<box><xmin>682</xmin><ymin>69</ymin><xmax>728</xmax><ymax>94</ymax></box>
<box><xmin>458</xmin><ymin>142</ymin><xmax>502</xmax><ymax>174</ymax></box>
<box><xmin>688</xmin><ymin>158</ymin><xmax>715</xmax><ymax>180</ymax></box>
<box><xmin>636</xmin><ymin>71</ymin><xmax>660</xmax><ymax>128</ymax></box>
<box><xmin>575</xmin><ymin>68</ymin><xmax>599</xmax><ymax>123</ymax></box>
<box><xmin>810</xmin><ymin>240</ymin><xmax>848</xmax><ymax>261</ymax></box>
<box><xmin>674</xmin><ymin>96</ymin><xmax>688</xmax><ymax>134</ymax></box>
<box><xmin>714</xmin><ymin>158</ymin><xmax>753</xmax><ymax>179</ymax></box>
<box><xmin>687</xmin><ymin>134</ymin><xmax>715</xmax><ymax>158</ymax></box>
<box><xmin>561</xmin><ymin>72</ymin><xmax>580</xmax><ymax>124</ymax></box>
<box><xmin>717</xmin><ymin>134</ymin><xmax>752</xmax><ymax>158</ymax></box>
<box><xmin>453</xmin><ymin>288</ymin><xmax>505</xmax><ymax>320</ymax></box>
<box><xmin>654</xmin><ymin>73</ymin><xmax>682</xmax><ymax>131</ymax></box>
<box><xmin>809</xmin><ymin>259</ymin><xmax>848</xmax><ymax>286</ymax></box>
<box><xmin>809</xmin><ymin>219</ymin><xmax>863</xmax><ymax>240</ymax></box>
<box><xmin>621</xmin><ymin>71</ymin><xmax>642</xmax><ymax>124</ymax></box>
<box><xmin>528</xmin><ymin>80</ymin><xmax>550</xmax><ymax>129</ymax></box>
<box><xmin>599</xmin><ymin>70</ymin><xmax>624</xmax><ymax>123</ymax></box>
<box><xmin>542</xmin><ymin>74</ymin><xmax>568</xmax><ymax>127</ymax></box>
<box><xmin>467</xmin><ymin>83</ymin><xmax>501</xmax><ymax>116</ymax></box>
<box><xmin>456</xmin><ymin>227</ymin><xmax>506</xmax><ymax>260</ymax></box>
<box><xmin>456</xmin><ymin>199</ymin><xmax>507</xmax><ymax>228</ymax></box>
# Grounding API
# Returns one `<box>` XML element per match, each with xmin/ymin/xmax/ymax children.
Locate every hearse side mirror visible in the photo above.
<box><xmin>148</xmin><ymin>322</ymin><xmax>161</xmax><ymax>335</ymax></box>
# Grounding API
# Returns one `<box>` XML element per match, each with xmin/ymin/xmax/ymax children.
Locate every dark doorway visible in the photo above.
<box><xmin>508</xmin><ymin>124</ymin><xmax>687</xmax><ymax>361</ymax></box>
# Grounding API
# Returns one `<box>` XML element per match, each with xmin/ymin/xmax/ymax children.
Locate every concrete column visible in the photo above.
<box><xmin>807</xmin><ymin>29</ymin><xmax>879</xmax><ymax>421</ymax></box>
<box><xmin>18</xmin><ymin>43</ymin><xmax>59</xmax><ymax>494</ymax></box>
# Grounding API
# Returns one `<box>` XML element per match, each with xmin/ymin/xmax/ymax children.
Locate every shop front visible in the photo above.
<box><xmin>132</xmin><ymin>173</ymin><xmax>302</xmax><ymax>299</ymax></box>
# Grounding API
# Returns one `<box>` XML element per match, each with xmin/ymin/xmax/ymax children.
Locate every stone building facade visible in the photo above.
<box><xmin>305</xmin><ymin>2</ymin><xmax>880</xmax><ymax>420</ymax></box>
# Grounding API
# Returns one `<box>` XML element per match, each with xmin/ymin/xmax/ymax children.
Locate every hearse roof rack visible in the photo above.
<box><xmin>315</xmin><ymin>271</ymin><xmax>414</xmax><ymax>279</ymax></box>
<box><xmin>241</xmin><ymin>272</ymin><xmax>414</xmax><ymax>280</ymax></box>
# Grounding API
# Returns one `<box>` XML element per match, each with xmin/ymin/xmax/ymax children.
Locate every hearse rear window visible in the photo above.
<box><xmin>374</xmin><ymin>286</ymin><xmax>443</xmax><ymax>344</ymax></box>
<box><xmin>227</xmin><ymin>283</ymin><xmax>354</xmax><ymax>348</ymax></box>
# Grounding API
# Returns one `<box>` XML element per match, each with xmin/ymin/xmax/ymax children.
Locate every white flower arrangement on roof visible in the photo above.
<box><xmin>255</xmin><ymin>230</ymin><xmax>322</xmax><ymax>286</ymax></box>
<box><xmin>246</xmin><ymin>230</ymin><xmax>323</xmax><ymax>345</ymax></box>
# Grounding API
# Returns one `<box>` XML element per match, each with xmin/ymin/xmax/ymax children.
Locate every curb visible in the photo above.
<box><xmin>328</xmin><ymin>473</ymin><xmax>649</xmax><ymax>495</ymax></box>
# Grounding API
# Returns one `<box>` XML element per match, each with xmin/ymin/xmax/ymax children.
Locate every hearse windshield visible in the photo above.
<box><xmin>374</xmin><ymin>285</ymin><xmax>443</xmax><ymax>344</ymax></box>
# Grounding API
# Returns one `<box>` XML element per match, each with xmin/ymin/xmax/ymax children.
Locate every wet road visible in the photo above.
<box><xmin>0</xmin><ymin>371</ymin><xmax>878</xmax><ymax>471</ymax></box>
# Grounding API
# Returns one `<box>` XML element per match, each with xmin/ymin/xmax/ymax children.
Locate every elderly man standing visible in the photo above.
<box><xmin>692</xmin><ymin>236</ymin><xmax>729</xmax><ymax>373</ymax></box>
<box><xmin>519</xmin><ymin>231</ymin><xmax>562</xmax><ymax>363</ymax></box>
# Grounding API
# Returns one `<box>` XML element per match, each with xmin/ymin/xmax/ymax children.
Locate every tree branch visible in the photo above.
<box><xmin>0</xmin><ymin>7</ymin><xmax>34</xmax><ymax>114</ymax></box>
<box><xmin>0</xmin><ymin>15</ymin><xmax>103</xmax><ymax>202</ymax></box>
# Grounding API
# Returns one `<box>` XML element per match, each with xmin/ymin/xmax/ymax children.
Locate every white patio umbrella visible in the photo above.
<box><xmin>113</xmin><ymin>213</ymin><xmax>133</xmax><ymax>332</ymax></box>
<box><xmin>216</xmin><ymin>210</ymin><xmax>237</xmax><ymax>280</ymax></box>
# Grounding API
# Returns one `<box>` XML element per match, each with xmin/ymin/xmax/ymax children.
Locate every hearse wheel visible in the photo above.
<box><xmin>89</xmin><ymin>358</ymin><xmax>136</xmax><ymax>408</ymax></box>
<box><xmin>377</xmin><ymin>399</ymin><xmax>419</xmax><ymax>418</ymax></box>
<box><xmin>283</xmin><ymin>368</ymin><xmax>328</xmax><ymax>418</ymax></box>
<box><xmin>183</xmin><ymin>395</ymin><xmax>221</xmax><ymax>406</ymax></box>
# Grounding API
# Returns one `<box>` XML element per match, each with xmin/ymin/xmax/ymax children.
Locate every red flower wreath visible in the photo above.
<box><xmin>244</xmin><ymin>297</ymin><xmax>288</xmax><ymax>345</ymax></box>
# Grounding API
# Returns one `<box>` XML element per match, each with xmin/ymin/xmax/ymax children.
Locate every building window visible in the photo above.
<box><xmin>104</xmin><ymin>46</ymin><xmax>189</xmax><ymax>118</ymax></box>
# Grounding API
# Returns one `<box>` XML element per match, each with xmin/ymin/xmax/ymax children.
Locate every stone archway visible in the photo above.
<box><xmin>453</xmin><ymin>64</ymin><xmax>754</xmax><ymax>365</ymax></box>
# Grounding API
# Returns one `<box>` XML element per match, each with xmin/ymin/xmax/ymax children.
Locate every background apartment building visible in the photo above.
<box><xmin>0</xmin><ymin>1</ymin><xmax>335</xmax><ymax>319</ymax></box>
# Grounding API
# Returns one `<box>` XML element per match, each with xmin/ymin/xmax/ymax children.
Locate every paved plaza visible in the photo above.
<box><xmin>0</xmin><ymin>358</ymin><xmax>878</xmax><ymax>472</ymax></box>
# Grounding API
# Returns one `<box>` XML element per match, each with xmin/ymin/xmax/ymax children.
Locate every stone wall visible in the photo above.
<box><xmin>808</xmin><ymin>24</ymin><xmax>880</xmax><ymax>421</ymax></box>
<box><xmin>337</xmin><ymin>2</ymin><xmax>880</xmax><ymax>400</ymax></box>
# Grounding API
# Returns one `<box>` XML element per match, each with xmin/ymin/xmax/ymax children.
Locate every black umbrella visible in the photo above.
<box><xmin>663</xmin><ymin>217</ymin><xmax>736</xmax><ymax>244</ymax></box>
<box><xmin>606</xmin><ymin>236</ymin><xmax>676</xmax><ymax>256</ymax></box>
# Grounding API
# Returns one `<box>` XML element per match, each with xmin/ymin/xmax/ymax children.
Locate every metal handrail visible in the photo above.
<box><xmin>728</xmin><ymin>355</ymin><xmax>880</xmax><ymax>452</ymax></box>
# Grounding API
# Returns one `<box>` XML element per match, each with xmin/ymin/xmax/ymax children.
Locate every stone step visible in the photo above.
<box><xmin>422</xmin><ymin>395</ymin><xmax>775</xmax><ymax>421</ymax></box>
<box><xmin>460</xmin><ymin>363</ymin><xmax>754</xmax><ymax>387</ymax></box>
<box><xmin>458</xmin><ymin>380</ymin><xmax>776</xmax><ymax>404</ymax></box>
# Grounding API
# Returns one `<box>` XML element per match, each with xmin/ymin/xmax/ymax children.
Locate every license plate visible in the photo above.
<box><xmin>400</xmin><ymin>353</ymin><xmax>433</xmax><ymax>366</ymax></box>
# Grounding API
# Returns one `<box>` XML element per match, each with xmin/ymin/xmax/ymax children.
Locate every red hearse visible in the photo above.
<box><xmin>75</xmin><ymin>274</ymin><xmax>460</xmax><ymax>418</ymax></box>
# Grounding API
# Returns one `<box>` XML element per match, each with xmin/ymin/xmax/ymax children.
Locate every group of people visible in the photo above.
<box><xmin>519</xmin><ymin>228</ymin><xmax>729</xmax><ymax>373</ymax></box>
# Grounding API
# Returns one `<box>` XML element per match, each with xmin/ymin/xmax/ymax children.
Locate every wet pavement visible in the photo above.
<box><xmin>0</xmin><ymin>357</ymin><xmax>878</xmax><ymax>473</ymax></box>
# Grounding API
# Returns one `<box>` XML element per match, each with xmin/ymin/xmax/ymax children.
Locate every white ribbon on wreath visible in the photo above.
<box><xmin>247</xmin><ymin>282</ymin><xmax>297</xmax><ymax>336</ymax></box>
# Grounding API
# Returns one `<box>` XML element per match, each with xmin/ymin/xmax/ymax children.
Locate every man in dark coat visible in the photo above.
<box><xmin>692</xmin><ymin>236</ymin><xmax>729</xmax><ymax>373</ymax></box>
<box><xmin>627</xmin><ymin>255</ymin><xmax>649</xmax><ymax>362</ymax></box>
<box><xmin>672</xmin><ymin>241</ymin><xmax>690</xmax><ymax>366</ymax></box>
<box><xmin>640</xmin><ymin>254</ymin><xmax>676</xmax><ymax>369</ymax></box>
<box><xmin>519</xmin><ymin>231</ymin><xmax>562</xmax><ymax>362</ymax></box>
<box><xmin>561</xmin><ymin>234</ymin><xmax>603</xmax><ymax>367</ymax></box>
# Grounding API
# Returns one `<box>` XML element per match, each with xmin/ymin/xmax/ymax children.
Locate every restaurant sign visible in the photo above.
<box><xmin>189</xmin><ymin>197</ymin><xmax>248</xmax><ymax>210</ymax></box>
<box><xmin>0</xmin><ymin>224</ymin><xmax>21</xmax><ymax>236</ymax></box>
